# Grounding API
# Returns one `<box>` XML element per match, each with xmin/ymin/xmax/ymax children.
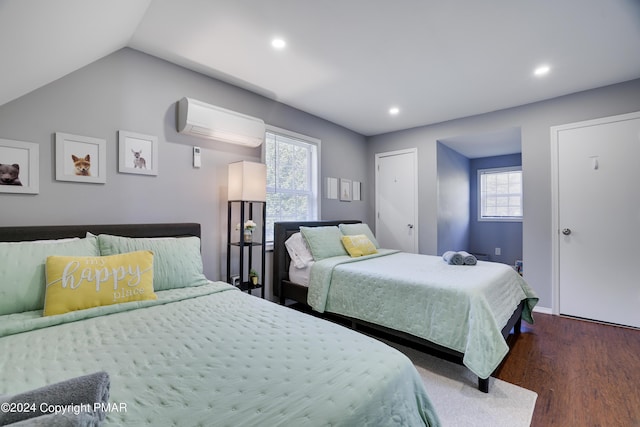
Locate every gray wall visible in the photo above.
<box><xmin>0</xmin><ymin>48</ymin><xmax>369</xmax><ymax>296</ymax></box>
<box><xmin>367</xmin><ymin>78</ymin><xmax>640</xmax><ymax>309</ymax></box>
<box><xmin>4</xmin><ymin>46</ymin><xmax>640</xmax><ymax>308</ymax></box>
<box><xmin>469</xmin><ymin>153</ymin><xmax>522</xmax><ymax>265</ymax></box>
<box><xmin>436</xmin><ymin>142</ymin><xmax>470</xmax><ymax>255</ymax></box>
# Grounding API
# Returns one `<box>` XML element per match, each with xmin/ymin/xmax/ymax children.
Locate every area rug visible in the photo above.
<box><xmin>389</xmin><ymin>342</ymin><xmax>537</xmax><ymax>427</ymax></box>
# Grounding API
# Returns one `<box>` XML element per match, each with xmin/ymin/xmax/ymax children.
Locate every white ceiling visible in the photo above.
<box><xmin>439</xmin><ymin>127</ymin><xmax>522</xmax><ymax>159</ymax></box>
<box><xmin>2</xmin><ymin>0</ymin><xmax>640</xmax><ymax>142</ymax></box>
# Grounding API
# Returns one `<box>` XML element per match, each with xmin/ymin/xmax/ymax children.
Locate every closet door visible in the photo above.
<box><xmin>375</xmin><ymin>148</ymin><xmax>418</xmax><ymax>253</ymax></box>
<box><xmin>553</xmin><ymin>111</ymin><xmax>640</xmax><ymax>328</ymax></box>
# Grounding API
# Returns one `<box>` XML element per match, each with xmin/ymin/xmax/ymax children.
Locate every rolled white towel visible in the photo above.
<box><xmin>458</xmin><ymin>251</ymin><xmax>478</xmax><ymax>266</ymax></box>
<box><xmin>443</xmin><ymin>251</ymin><xmax>464</xmax><ymax>265</ymax></box>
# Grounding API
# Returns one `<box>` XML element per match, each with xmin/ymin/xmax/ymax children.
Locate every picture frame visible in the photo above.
<box><xmin>55</xmin><ymin>132</ymin><xmax>106</xmax><ymax>183</ymax></box>
<box><xmin>326</xmin><ymin>177</ymin><xmax>338</xmax><ymax>199</ymax></box>
<box><xmin>0</xmin><ymin>138</ymin><xmax>39</xmax><ymax>194</ymax></box>
<box><xmin>352</xmin><ymin>181</ymin><xmax>361</xmax><ymax>201</ymax></box>
<box><xmin>118</xmin><ymin>130</ymin><xmax>158</xmax><ymax>176</ymax></box>
<box><xmin>340</xmin><ymin>178</ymin><xmax>352</xmax><ymax>201</ymax></box>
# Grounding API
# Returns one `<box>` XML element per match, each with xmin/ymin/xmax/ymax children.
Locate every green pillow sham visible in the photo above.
<box><xmin>0</xmin><ymin>237</ymin><xmax>99</xmax><ymax>315</ymax></box>
<box><xmin>97</xmin><ymin>235</ymin><xmax>209</xmax><ymax>291</ymax></box>
<box><xmin>300</xmin><ymin>226</ymin><xmax>348</xmax><ymax>260</ymax></box>
<box><xmin>339</xmin><ymin>223</ymin><xmax>380</xmax><ymax>249</ymax></box>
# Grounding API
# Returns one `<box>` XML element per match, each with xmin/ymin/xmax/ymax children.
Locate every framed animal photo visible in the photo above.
<box><xmin>118</xmin><ymin>131</ymin><xmax>158</xmax><ymax>176</ymax></box>
<box><xmin>55</xmin><ymin>132</ymin><xmax>106</xmax><ymax>184</ymax></box>
<box><xmin>0</xmin><ymin>138</ymin><xmax>39</xmax><ymax>194</ymax></box>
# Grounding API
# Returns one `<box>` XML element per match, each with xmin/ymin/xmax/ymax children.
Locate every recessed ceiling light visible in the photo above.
<box><xmin>534</xmin><ymin>65</ymin><xmax>550</xmax><ymax>77</ymax></box>
<box><xmin>389</xmin><ymin>107</ymin><xmax>400</xmax><ymax>115</ymax></box>
<box><xmin>271</xmin><ymin>38</ymin><xmax>286</xmax><ymax>49</ymax></box>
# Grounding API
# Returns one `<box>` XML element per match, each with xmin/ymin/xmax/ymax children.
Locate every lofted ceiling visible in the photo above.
<box><xmin>1</xmin><ymin>0</ymin><xmax>640</xmax><ymax>140</ymax></box>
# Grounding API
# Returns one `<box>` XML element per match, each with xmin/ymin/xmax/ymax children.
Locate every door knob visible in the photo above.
<box><xmin>407</xmin><ymin>224</ymin><xmax>414</xmax><ymax>229</ymax></box>
<box><xmin>562</xmin><ymin>228</ymin><xmax>572</xmax><ymax>236</ymax></box>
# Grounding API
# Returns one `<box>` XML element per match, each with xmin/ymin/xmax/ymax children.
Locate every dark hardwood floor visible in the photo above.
<box><xmin>288</xmin><ymin>302</ymin><xmax>640</xmax><ymax>425</ymax></box>
<box><xmin>495</xmin><ymin>313</ymin><xmax>640</xmax><ymax>427</ymax></box>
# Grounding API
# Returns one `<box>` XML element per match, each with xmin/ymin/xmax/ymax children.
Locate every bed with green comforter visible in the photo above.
<box><xmin>273</xmin><ymin>220</ymin><xmax>539</xmax><ymax>392</ymax></box>
<box><xmin>308</xmin><ymin>250</ymin><xmax>538</xmax><ymax>380</ymax></box>
<box><xmin>0</xmin><ymin>223</ymin><xmax>440</xmax><ymax>427</ymax></box>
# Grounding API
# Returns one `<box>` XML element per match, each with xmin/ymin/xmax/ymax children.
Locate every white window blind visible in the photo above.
<box><xmin>478</xmin><ymin>166</ymin><xmax>523</xmax><ymax>221</ymax></box>
<box><xmin>264</xmin><ymin>128</ymin><xmax>319</xmax><ymax>242</ymax></box>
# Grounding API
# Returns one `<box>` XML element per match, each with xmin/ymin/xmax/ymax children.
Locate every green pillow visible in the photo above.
<box><xmin>97</xmin><ymin>235</ymin><xmax>209</xmax><ymax>291</ymax></box>
<box><xmin>339</xmin><ymin>223</ymin><xmax>380</xmax><ymax>248</ymax></box>
<box><xmin>300</xmin><ymin>226</ymin><xmax>348</xmax><ymax>260</ymax></box>
<box><xmin>0</xmin><ymin>237</ymin><xmax>99</xmax><ymax>315</ymax></box>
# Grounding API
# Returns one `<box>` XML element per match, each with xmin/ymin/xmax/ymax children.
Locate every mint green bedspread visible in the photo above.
<box><xmin>308</xmin><ymin>251</ymin><xmax>538</xmax><ymax>379</ymax></box>
<box><xmin>0</xmin><ymin>282</ymin><xmax>440</xmax><ymax>426</ymax></box>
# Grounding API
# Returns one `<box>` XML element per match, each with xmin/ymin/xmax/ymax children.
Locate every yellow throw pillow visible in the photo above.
<box><xmin>341</xmin><ymin>234</ymin><xmax>378</xmax><ymax>257</ymax></box>
<box><xmin>44</xmin><ymin>250</ymin><xmax>157</xmax><ymax>316</ymax></box>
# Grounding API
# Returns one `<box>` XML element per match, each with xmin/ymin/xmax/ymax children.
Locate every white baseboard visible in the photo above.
<box><xmin>533</xmin><ymin>306</ymin><xmax>552</xmax><ymax>315</ymax></box>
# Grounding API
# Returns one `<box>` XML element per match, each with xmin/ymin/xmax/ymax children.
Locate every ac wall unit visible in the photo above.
<box><xmin>177</xmin><ymin>97</ymin><xmax>265</xmax><ymax>147</ymax></box>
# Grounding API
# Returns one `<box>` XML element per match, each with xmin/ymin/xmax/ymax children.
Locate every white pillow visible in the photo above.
<box><xmin>285</xmin><ymin>232</ymin><xmax>314</xmax><ymax>268</ymax></box>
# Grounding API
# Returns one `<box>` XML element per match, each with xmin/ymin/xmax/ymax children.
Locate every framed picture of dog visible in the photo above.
<box><xmin>118</xmin><ymin>131</ymin><xmax>158</xmax><ymax>176</ymax></box>
<box><xmin>0</xmin><ymin>138</ymin><xmax>39</xmax><ymax>194</ymax></box>
<box><xmin>55</xmin><ymin>132</ymin><xmax>106</xmax><ymax>184</ymax></box>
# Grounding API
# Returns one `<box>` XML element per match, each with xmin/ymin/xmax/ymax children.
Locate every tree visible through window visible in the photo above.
<box><xmin>264</xmin><ymin>129</ymin><xmax>319</xmax><ymax>242</ymax></box>
<box><xmin>478</xmin><ymin>166</ymin><xmax>523</xmax><ymax>221</ymax></box>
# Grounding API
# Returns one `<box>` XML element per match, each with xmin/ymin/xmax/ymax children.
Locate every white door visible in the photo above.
<box><xmin>375</xmin><ymin>148</ymin><xmax>418</xmax><ymax>252</ymax></box>
<box><xmin>553</xmin><ymin>112</ymin><xmax>640</xmax><ymax>328</ymax></box>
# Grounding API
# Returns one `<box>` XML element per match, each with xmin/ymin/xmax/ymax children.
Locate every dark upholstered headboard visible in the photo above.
<box><xmin>0</xmin><ymin>223</ymin><xmax>201</xmax><ymax>242</ymax></box>
<box><xmin>272</xmin><ymin>220</ymin><xmax>361</xmax><ymax>299</ymax></box>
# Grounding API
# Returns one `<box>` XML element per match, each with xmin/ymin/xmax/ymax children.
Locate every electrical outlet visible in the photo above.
<box><xmin>230</xmin><ymin>275</ymin><xmax>240</xmax><ymax>287</ymax></box>
<box><xmin>495</xmin><ymin>248</ymin><xmax>501</xmax><ymax>256</ymax></box>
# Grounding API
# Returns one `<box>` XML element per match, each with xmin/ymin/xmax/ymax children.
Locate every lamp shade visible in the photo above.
<box><xmin>228</xmin><ymin>161</ymin><xmax>267</xmax><ymax>202</ymax></box>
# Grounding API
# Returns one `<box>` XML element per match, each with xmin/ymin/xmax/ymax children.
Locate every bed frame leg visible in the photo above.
<box><xmin>514</xmin><ymin>318</ymin><xmax>522</xmax><ymax>335</ymax></box>
<box><xmin>478</xmin><ymin>377</ymin><xmax>489</xmax><ymax>393</ymax></box>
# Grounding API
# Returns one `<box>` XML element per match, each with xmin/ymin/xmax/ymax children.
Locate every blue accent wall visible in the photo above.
<box><xmin>469</xmin><ymin>153</ymin><xmax>522</xmax><ymax>265</ymax></box>
<box><xmin>436</xmin><ymin>143</ymin><xmax>470</xmax><ymax>255</ymax></box>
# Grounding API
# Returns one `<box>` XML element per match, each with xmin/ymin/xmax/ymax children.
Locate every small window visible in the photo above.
<box><xmin>264</xmin><ymin>127</ymin><xmax>319</xmax><ymax>243</ymax></box>
<box><xmin>478</xmin><ymin>166</ymin><xmax>523</xmax><ymax>221</ymax></box>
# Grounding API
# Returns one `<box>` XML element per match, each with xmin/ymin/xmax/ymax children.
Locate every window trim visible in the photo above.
<box><xmin>262</xmin><ymin>125</ymin><xmax>321</xmax><ymax>246</ymax></box>
<box><xmin>477</xmin><ymin>165</ymin><xmax>523</xmax><ymax>222</ymax></box>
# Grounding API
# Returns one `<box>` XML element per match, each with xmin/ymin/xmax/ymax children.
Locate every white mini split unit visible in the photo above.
<box><xmin>177</xmin><ymin>97</ymin><xmax>265</xmax><ymax>147</ymax></box>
